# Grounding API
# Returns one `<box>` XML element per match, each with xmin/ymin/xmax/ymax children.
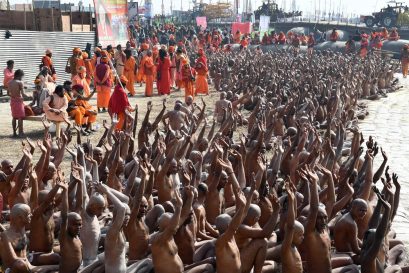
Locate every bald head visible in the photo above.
<box><xmin>11</xmin><ymin>203</ymin><xmax>31</xmax><ymax>218</ymax></box>
<box><xmin>68</xmin><ymin>212</ymin><xmax>82</xmax><ymax>222</ymax></box>
<box><xmin>245</xmin><ymin>204</ymin><xmax>261</xmax><ymax>222</ymax></box>
<box><xmin>215</xmin><ymin>214</ymin><xmax>232</xmax><ymax>234</ymax></box>
<box><xmin>158</xmin><ymin>212</ymin><xmax>173</xmax><ymax>231</ymax></box>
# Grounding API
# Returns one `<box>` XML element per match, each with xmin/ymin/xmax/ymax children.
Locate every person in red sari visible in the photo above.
<box><xmin>195</xmin><ymin>49</ymin><xmax>208</xmax><ymax>96</ymax></box>
<box><xmin>157</xmin><ymin>48</ymin><xmax>171</xmax><ymax>96</ymax></box>
<box><xmin>108</xmin><ymin>75</ymin><xmax>134</xmax><ymax>131</ymax></box>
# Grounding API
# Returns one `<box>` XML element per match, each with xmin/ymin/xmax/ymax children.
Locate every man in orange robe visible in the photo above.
<box><xmin>72</xmin><ymin>66</ymin><xmax>91</xmax><ymax>97</ymax></box>
<box><xmin>401</xmin><ymin>44</ymin><xmax>409</xmax><ymax>78</ymax></box>
<box><xmin>144</xmin><ymin>51</ymin><xmax>154</xmax><ymax>97</ymax></box>
<box><xmin>70</xmin><ymin>84</ymin><xmax>97</xmax><ymax>135</ymax></box>
<box><xmin>182</xmin><ymin>58</ymin><xmax>195</xmax><ymax>101</ymax></box>
<box><xmin>82</xmin><ymin>52</ymin><xmax>93</xmax><ymax>86</ymax></box>
<box><xmin>124</xmin><ymin>49</ymin><xmax>137</xmax><ymax>96</ymax></box>
<box><xmin>136</xmin><ymin>43</ymin><xmax>149</xmax><ymax>84</ymax></box>
<box><xmin>94</xmin><ymin>56</ymin><xmax>112</xmax><ymax>112</ymax></box>
<box><xmin>194</xmin><ymin>49</ymin><xmax>208</xmax><ymax>95</ymax></box>
<box><xmin>42</xmin><ymin>49</ymin><xmax>56</xmax><ymax>81</ymax></box>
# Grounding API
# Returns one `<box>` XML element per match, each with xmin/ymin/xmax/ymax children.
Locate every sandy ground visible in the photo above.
<box><xmin>0</xmin><ymin>84</ymin><xmax>220</xmax><ymax>173</ymax></box>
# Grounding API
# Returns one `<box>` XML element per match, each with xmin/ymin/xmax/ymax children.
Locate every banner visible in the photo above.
<box><xmin>231</xmin><ymin>22</ymin><xmax>252</xmax><ymax>35</ymax></box>
<box><xmin>94</xmin><ymin>0</ymin><xmax>129</xmax><ymax>48</ymax></box>
<box><xmin>144</xmin><ymin>0</ymin><xmax>153</xmax><ymax>18</ymax></box>
<box><xmin>196</xmin><ymin>17</ymin><xmax>207</xmax><ymax>30</ymax></box>
<box><xmin>128</xmin><ymin>2</ymin><xmax>139</xmax><ymax>22</ymax></box>
<box><xmin>259</xmin><ymin>15</ymin><xmax>270</xmax><ymax>33</ymax></box>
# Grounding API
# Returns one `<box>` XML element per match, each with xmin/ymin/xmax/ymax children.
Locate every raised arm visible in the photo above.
<box><xmin>162</xmin><ymin>186</ymin><xmax>183</xmax><ymax>238</ymax></box>
<box><xmin>362</xmin><ymin>193</ymin><xmax>391</xmax><ymax>263</ymax></box>
<box><xmin>96</xmin><ymin>183</ymin><xmax>126</xmax><ymax>234</ymax></box>
<box><xmin>282</xmin><ymin>181</ymin><xmax>296</xmax><ymax>254</ymax></box>
<box><xmin>304</xmin><ymin>167</ymin><xmax>319</xmax><ymax>234</ymax></box>
<box><xmin>129</xmin><ymin>163</ymin><xmax>148</xmax><ymax>222</ymax></box>
<box><xmin>357</xmin><ymin>150</ymin><xmax>373</xmax><ymax>201</ymax></box>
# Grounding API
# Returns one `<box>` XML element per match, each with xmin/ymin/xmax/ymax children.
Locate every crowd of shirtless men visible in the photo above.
<box><xmin>0</xmin><ymin>43</ymin><xmax>407</xmax><ymax>273</ymax></box>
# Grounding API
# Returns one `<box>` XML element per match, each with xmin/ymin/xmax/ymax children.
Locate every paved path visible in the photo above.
<box><xmin>360</xmin><ymin>76</ymin><xmax>409</xmax><ymax>243</ymax></box>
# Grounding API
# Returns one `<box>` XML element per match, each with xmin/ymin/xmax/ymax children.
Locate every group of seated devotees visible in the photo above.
<box><xmin>0</xmin><ymin>48</ymin><xmax>407</xmax><ymax>273</ymax></box>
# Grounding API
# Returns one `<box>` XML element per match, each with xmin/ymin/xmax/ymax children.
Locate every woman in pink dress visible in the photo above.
<box><xmin>156</xmin><ymin>49</ymin><xmax>171</xmax><ymax>96</ymax></box>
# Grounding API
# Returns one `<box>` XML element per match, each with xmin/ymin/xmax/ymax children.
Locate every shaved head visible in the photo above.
<box><xmin>215</xmin><ymin>214</ymin><xmax>232</xmax><ymax>234</ymax></box>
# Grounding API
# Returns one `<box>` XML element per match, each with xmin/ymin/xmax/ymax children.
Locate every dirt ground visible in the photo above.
<box><xmin>0</xmin><ymin>84</ymin><xmax>220</xmax><ymax>173</ymax></box>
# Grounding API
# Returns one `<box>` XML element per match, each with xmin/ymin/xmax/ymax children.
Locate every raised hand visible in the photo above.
<box><xmin>385</xmin><ymin>166</ymin><xmax>391</xmax><ymax>182</ymax></box>
<box><xmin>366</xmin><ymin>136</ymin><xmax>374</xmax><ymax>149</ymax></box>
<box><xmin>26</xmin><ymin>138</ymin><xmax>35</xmax><ymax>153</ymax></box>
<box><xmin>94</xmin><ymin>182</ymin><xmax>108</xmax><ymax>195</ymax></box>
<box><xmin>174</xmin><ymin>187</ymin><xmax>183</xmax><ymax>208</ymax></box>
<box><xmin>147</xmin><ymin>101</ymin><xmax>153</xmax><ymax>111</ymax></box>
<box><xmin>112</xmin><ymin>113</ymin><xmax>119</xmax><ymax>126</ymax></box>
<box><xmin>392</xmin><ymin>173</ymin><xmax>399</xmax><ymax>187</ymax></box>
<box><xmin>381</xmin><ymin>148</ymin><xmax>388</xmax><ymax>162</ymax></box>
<box><xmin>37</xmin><ymin>140</ymin><xmax>47</xmax><ymax>153</ymax></box>
<box><xmin>41</xmin><ymin>116</ymin><xmax>51</xmax><ymax>130</ymax></box>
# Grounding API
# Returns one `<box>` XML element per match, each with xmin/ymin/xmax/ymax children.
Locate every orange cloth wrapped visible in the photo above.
<box><xmin>124</xmin><ymin>56</ymin><xmax>136</xmax><ymax>95</ymax></box>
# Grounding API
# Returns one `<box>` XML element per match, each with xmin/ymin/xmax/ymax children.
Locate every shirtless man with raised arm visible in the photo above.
<box><xmin>281</xmin><ymin>181</ymin><xmax>304</xmax><ymax>273</ymax></box>
<box><xmin>74</xmin><ymin>160</ymin><xmax>106</xmax><ymax>267</ymax></box>
<box><xmin>125</xmin><ymin>162</ymin><xmax>150</xmax><ymax>260</ymax></box>
<box><xmin>152</xmin><ymin>185</ymin><xmax>213</xmax><ymax>273</ymax></box>
<box><xmin>360</xmin><ymin>190</ymin><xmax>391</xmax><ymax>273</ymax></box>
<box><xmin>162</xmin><ymin>102</ymin><xmax>191</xmax><ymax>132</ymax></box>
<box><xmin>215</xmin><ymin>179</ymin><xmax>254</xmax><ymax>273</ymax></box>
<box><xmin>0</xmin><ymin>203</ymin><xmax>59</xmax><ymax>273</ymax></box>
<box><xmin>300</xmin><ymin>167</ymin><xmax>359</xmax><ymax>273</ymax></box>
<box><xmin>334</xmin><ymin>198</ymin><xmax>368</xmax><ymax>255</ymax></box>
<box><xmin>29</xmin><ymin>181</ymin><xmax>63</xmax><ymax>266</ymax></box>
<box><xmin>96</xmin><ymin>183</ymin><xmax>130</xmax><ymax>273</ymax></box>
<box><xmin>214</xmin><ymin>92</ymin><xmax>232</xmax><ymax>123</ymax></box>
<box><xmin>59</xmin><ymin>174</ymin><xmax>83</xmax><ymax>273</ymax></box>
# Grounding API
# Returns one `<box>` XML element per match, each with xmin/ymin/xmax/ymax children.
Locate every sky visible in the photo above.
<box><xmin>7</xmin><ymin>0</ymin><xmax>392</xmax><ymax>17</ymax></box>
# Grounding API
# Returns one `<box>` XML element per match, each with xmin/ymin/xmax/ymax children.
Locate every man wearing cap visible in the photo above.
<box><xmin>108</xmin><ymin>75</ymin><xmax>134</xmax><ymax>130</ymax></box>
<box><xmin>94</xmin><ymin>55</ymin><xmax>112</xmax><ymax>112</ymax></box>
<box><xmin>70</xmin><ymin>84</ymin><xmax>97</xmax><ymax>135</ymax></box>
<box><xmin>73</xmin><ymin>66</ymin><xmax>91</xmax><ymax>97</ymax></box>
<box><xmin>42</xmin><ymin>49</ymin><xmax>56</xmax><ymax>81</ymax></box>
<box><xmin>70</xmin><ymin>48</ymin><xmax>82</xmax><ymax>80</ymax></box>
<box><xmin>195</xmin><ymin>49</ymin><xmax>208</xmax><ymax>96</ymax></box>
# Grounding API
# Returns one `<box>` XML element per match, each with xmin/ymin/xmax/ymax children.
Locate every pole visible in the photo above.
<box><xmin>24</xmin><ymin>4</ymin><xmax>27</xmax><ymax>30</ymax></box>
<box><xmin>70</xmin><ymin>6</ymin><xmax>73</xmax><ymax>32</ymax></box>
<box><xmin>81</xmin><ymin>5</ymin><xmax>84</xmax><ymax>31</ymax></box>
<box><xmin>32</xmin><ymin>0</ymin><xmax>36</xmax><ymax>30</ymax></box>
<box><xmin>89</xmin><ymin>4</ymin><xmax>92</xmax><ymax>31</ymax></box>
<box><xmin>51</xmin><ymin>7</ymin><xmax>55</xmax><ymax>31</ymax></box>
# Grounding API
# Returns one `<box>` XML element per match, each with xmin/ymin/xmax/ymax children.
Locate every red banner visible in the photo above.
<box><xmin>94</xmin><ymin>0</ymin><xmax>129</xmax><ymax>48</ymax></box>
<box><xmin>231</xmin><ymin>22</ymin><xmax>252</xmax><ymax>35</ymax></box>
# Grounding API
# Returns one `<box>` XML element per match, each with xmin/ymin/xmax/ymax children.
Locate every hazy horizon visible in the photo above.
<box><xmin>6</xmin><ymin>0</ymin><xmax>397</xmax><ymax>17</ymax></box>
